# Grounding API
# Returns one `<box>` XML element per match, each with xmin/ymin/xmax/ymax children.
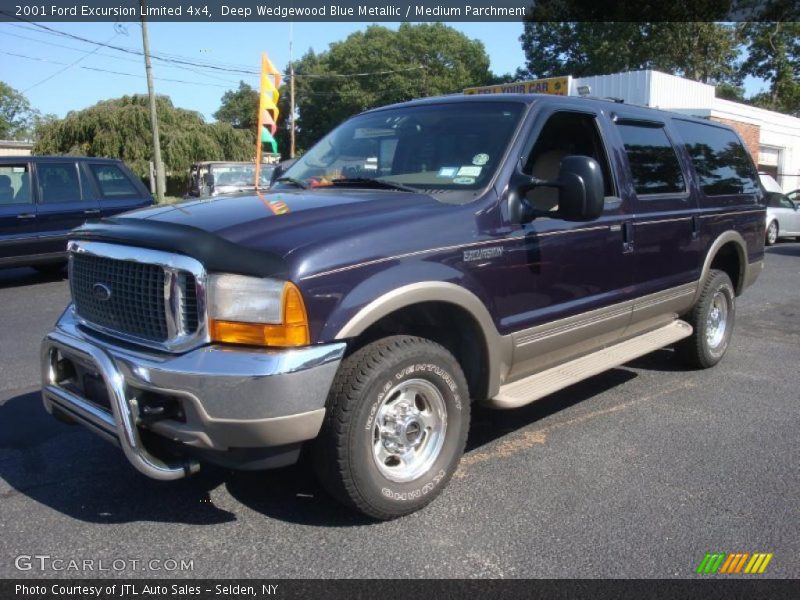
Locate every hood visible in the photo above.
<box><xmin>72</xmin><ymin>189</ymin><xmax>456</xmax><ymax>278</ymax></box>
<box><xmin>123</xmin><ymin>189</ymin><xmax>448</xmax><ymax>258</ymax></box>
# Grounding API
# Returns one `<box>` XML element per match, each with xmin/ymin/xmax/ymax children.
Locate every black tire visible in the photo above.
<box><xmin>677</xmin><ymin>269</ymin><xmax>736</xmax><ymax>369</ymax></box>
<box><xmin>765</xmin><ymin>220</ymin><xmax>778</xmax><ymax>246</ymax></box>
<box><xmin>313</xmin><ymin>335</ymin><xmax>470</xmax><ymax>520</ymax></box>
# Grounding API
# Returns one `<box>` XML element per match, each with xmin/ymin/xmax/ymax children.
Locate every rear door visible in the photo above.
<box><xmin>84</xmin><ymin>161</ymin><xmax>153</xmax><ymax>219</ymax></box>
<box><xmin>0</xmin><ymin>161</ymin><xmax>38</xmax><ymax>264</ymax></box>
<box><xmin>34</xmin><ymin>160</ymin><xmax>99</xmax><ymax>254</ymax></box>
<box><xmin>611</xmin><ymin>117</ymin><xmax>700</xmax><ymax>333</ymax></box>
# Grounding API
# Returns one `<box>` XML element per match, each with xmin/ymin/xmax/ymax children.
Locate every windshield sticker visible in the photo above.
<box><xmin>453</xmin><ymin>176</ymin><xmax>475</xmax><ymax>185</ymax></box>
<box><xmin>437</xmin><ymin>167</ymin><xmax>459</xmax><ymax>178</ymax></box>
<box><xmin>457</xmin><ymin>166</ymin><xmax>482</xmax><ymax>177</ymax></box>
<box><xmin>472</xmin><ymin>153</ymin><xmax>490</xmax><ymax>166</ymax></box>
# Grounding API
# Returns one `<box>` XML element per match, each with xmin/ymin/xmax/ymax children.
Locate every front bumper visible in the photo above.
<box><xmin>41</xmin><ymin>307</ymin><xmax>345</xmax><ymax>480</ymax></box>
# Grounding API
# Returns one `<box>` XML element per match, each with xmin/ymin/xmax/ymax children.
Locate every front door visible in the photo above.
<box><xmin>492</xmin><ymin>108</ymin><xmax>635</xmax><ymax>380</ymax></box>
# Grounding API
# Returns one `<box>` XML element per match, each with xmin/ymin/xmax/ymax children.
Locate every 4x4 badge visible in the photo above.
<box><xmin>92</xmin><ymin>283</ymin><xmax>112</xmax><ymax>302</ymax></box>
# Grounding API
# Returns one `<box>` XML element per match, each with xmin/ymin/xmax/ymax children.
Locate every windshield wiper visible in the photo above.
<box><xmin>275</xmin><ymin>176</ymin><xmax>308</xmax><ymax>189</ymax></box>
<box><xmin>330</xmin><ymin>177</ymin><xmax>418</xmax><ymax>193</ymax></box>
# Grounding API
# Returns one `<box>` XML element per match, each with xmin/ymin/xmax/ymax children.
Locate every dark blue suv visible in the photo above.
<box><xmin>0</xmin><ymin>156</ymin><xmax>153</xmax><ymax>272</ymax></box>
<box><xmin>40</xmin><ymin>95</ymin><xmax>765</xmax><ymax>519</ymax></box>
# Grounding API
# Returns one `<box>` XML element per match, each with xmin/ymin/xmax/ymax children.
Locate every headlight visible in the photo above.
<box><xmin>207</xmin><ymin>274</ymin><xmax>310</xmax><ymax>347</ymax></box>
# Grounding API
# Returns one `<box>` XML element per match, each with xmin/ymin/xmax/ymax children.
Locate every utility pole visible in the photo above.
<box><xmin>289</xmin><ymin>22</ymin><xmax>296</xmax><ymax>159</ymax></box>
<box><xmin>140</xmin><ymin>0</ymin><xmax>166</xmax><ymax>202</ymax></box>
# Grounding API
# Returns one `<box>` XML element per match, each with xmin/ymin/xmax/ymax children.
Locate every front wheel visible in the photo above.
<box><xmin>765</xmin><ymin>221</ymin><xmax>778</xmax><ymax>246</ymax></box>
<box><xmin>313</xmin><ymin>336</ymin><xmax>470</xmax><ymax>519</ymax></box>
<box><xmin>677</xmin><ymin>269</ymin><xmax>736</xmax><ymax>369</ymax></box>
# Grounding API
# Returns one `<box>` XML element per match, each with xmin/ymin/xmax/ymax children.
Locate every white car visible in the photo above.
<box><xmin>766</xmin><ymin>191</ymin><xmax>800</xmax><ymax>245</ymax></box>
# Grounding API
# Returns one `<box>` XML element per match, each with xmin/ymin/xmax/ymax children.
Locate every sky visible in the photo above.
<box><xmin>1</xmin><ymin>21</ymin><xmax>768</xmax><ymax>122</ymax></box>
<box><xmin>0</xmin><ymin>21</ymin><xmax>527</xmax><ymax>120</ymax></box>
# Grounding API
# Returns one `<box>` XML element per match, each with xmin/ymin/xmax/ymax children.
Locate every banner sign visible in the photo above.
<box><xmin>464</xmin><ymin>76</ymin><xmax>571</xmax><ymax>96</ymax></box>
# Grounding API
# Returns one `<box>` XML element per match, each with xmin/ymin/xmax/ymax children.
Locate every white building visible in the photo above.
<box><xmin>0</xmin><ymin>140</ymin><xmax>33</xmax><ymax>157</ymax></box>
<box><xmin>569</xmin><ymin>70</ymin><xmax>800</xmax><ymax>192</ymax></box>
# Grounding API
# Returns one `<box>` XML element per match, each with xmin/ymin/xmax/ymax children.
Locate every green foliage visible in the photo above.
<box><xmin>0</xmin><ymin>81</ymin><xmax>40</xmax><ymax>140</ymax></box>
<box><xmin>740</xmin><ymin>22</ymin><xmax>800</xmax><ymax>116</ymax></box>
<box><xmin>519</xmin><ymin>23</ymin><xmax>740</xmax><ymax>85</ymax></box>
<box><xmin>33</xmin><ymin>95</ymin><xmax>253</xmax><ymax>181</ymax></box>
<box><xmin>290</xmin><ymin>23</ymin><xmax>495</xmax><ymax>151</ymax></box>
<box><xmin>214</xmin><ymin>81</ymin><xmax>259</xmax><ymax>132</ymax></box>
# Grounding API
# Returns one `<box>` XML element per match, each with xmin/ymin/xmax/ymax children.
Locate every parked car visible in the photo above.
<box><xmin>0</xmin><ymin>156</ymin><xmax>153</xmax><ymax>272</ymax></box>
<box><xmin>186</xmin><ymin>159</ymin><xmax>280</xmax><ymax>198</ymax></box>
<box><xmin>759</xmin><ymin>172</ymin><xmax>783</xmax><ymax>194</ymax></box>
<box><xmin>765</xmin><ymin>191</ymin><xmax>800</xmax><ymax>245</ymax></box>
<box><xmin>41</xmin><ymin>95</ymin><xmax>765</xmax><ymax>519</ymax></box>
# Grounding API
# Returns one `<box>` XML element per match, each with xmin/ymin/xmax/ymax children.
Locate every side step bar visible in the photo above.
<box><xmin>488</xmin><ymin>320</ymin><xmax>693</xmax><ymax>409</ymax></box>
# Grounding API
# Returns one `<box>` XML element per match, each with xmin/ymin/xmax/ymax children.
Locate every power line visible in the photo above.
<box><xmin>1</xmin><ymin>51</ymin><xmax>235</xmax><ymax>88</ymax></box>
<box><xmin>0</xmin><ymin>29</ymin><xmax>251</xmax><ymax>86</ymax></box>
<box><xmin>1</xmin><ymin>19</ymin><xmax>430</xmax><ymax>82</ymax></box>
<box><xmin>23</xmin><ymin>30</ymin><xmax>120</xmax><ymax>92</ymax></box>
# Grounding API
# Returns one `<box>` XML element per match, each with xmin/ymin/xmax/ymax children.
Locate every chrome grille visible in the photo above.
<box><xmin>68</xmin><ymin>242</ymin><xmax>206</xmax><ymax>351</ymax></box>
<box><xmin>72</xmin><ymin>253</ymin><xmax>169</xmax><ymax>341</ymax></box>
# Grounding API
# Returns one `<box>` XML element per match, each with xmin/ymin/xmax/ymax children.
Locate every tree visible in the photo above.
<box><xmin>0</xmin><ymin>82</ymin><xmax>39</xmax><ymax>140</ymax></box>
<box><xmin>740</xmin><ymin>22</ymin><xmax>800</xmax><ymax>116</ymax></box>
<box><xmin>214</xmin><ymin>81</ymin><xmax>259</xmax><ymax>132</ymax></box>
<box><xmin>291</xmin><ymin>23</ymin><xmax>495</xmax><ymax>151</ymax></box>
<box><xmin>34</xmin><ymin>95</ymin><xmax>253</xmax><ymax>183</ymax></box>
<box><xmin>518</xmin><ymin>22</ymin><xmax>741</xmax><ymax>86</ymax></box>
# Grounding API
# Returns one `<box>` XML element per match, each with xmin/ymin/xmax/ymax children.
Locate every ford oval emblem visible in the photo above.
<box><xmin>92</xmin><ymin>283</ymin><xmax>112</xmax><ymax>302</ymax></box>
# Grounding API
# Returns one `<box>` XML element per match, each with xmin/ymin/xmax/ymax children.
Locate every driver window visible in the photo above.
<box><xmin>522</xmin><ymin>112</ymin><xmax>614</xmax><ymax>212</ymax></box>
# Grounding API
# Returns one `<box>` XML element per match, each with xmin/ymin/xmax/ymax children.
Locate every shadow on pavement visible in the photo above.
<box><xmin>0</xmin><ymin>390</ymin><xmax>235</xmax><ymax>526</ymax></box>
<box><xmin>0</xmin><ymin>353</ymin><xmax>679</xmax><ymax>527</ymax></box>
<box><xmin>766</xmin><ymin>243</ymin><xmax>800</xmax><ymax>257</ymax></box>
<box><xmin>0</xmin><ymin>266</ymin><xmax>67</xmax><ymax>290</ymax></box>
<box><xmin>467</xmin><ymin>367</ymin><xmax>637</xmax><ymax>453</ymax></box>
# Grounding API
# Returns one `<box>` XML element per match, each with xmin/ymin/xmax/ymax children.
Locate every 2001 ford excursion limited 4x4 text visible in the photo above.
<box><xmin>41</xmin><ymin>95</ymin><xmax>765</xmax><ymax>519</ymax></box>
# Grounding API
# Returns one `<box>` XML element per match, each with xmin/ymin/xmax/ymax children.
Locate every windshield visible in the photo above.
<box><xmin>210</xmin><ymin>164</ymin><xmax>276</xmax><ymax>188</ymax></box>
<box><xmin>278</xmin><ymin>101</ymin><xmax>526</xmax><ymax>197</ymax></box>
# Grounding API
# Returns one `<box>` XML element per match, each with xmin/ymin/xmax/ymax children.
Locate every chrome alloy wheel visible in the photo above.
<box><xmin>706</xmin><ymin>290</ymin><xmax>729</xmax><ymax>349</ymax></box>
<box><xmin>372</xmin><ymin>378</ymin><xmax>447</xmax><ymax>483</ymax></box>
<box><xmin>767</xmin><ymin>221</ymin><xmax>778</xmax><ymax>245</ymax></box>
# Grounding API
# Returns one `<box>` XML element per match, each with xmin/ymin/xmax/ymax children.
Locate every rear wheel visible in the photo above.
<box><xmin>677</xmin><ymin>269</ymin><xmax>735</xmax><ymax>369</ymax></box>
<box><xmin>314</xmin><ymin>335</ymin><xmax>470</xmax><ymax>519</ymax></box>
<box><xmin>765</xmin><ymin>221</ymin><xmax>778</xmax><ymax>245</ymax></box>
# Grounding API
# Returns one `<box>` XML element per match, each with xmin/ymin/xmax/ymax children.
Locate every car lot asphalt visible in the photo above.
<box><xmin>0</xmin><ymin>244</ymin><xmax>798</xmax><ymax>579</ymax></box>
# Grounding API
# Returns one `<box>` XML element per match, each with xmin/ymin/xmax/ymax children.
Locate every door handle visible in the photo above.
<box><xmin>83</xmin><ymin>209</ymin><xmax>101</xmax><ymax>215</ymax></box>
<box><xmin>622</xmin><ymin>221</ymin><xmax>634</xmax><ymax>254</ymax></box>
<box><xmin>16</xmin><ymin>213</ymin><xmax>36</xmax><ymax>219</ymax></box>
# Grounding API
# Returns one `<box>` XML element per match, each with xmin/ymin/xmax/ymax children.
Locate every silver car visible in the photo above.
<box><xmin>766</xmin><ymin>191</ymin><xmax>800</xmax><ymax>245</ymax></box>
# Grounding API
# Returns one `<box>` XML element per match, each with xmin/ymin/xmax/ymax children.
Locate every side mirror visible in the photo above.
<box><xmin>557</xmin><ymin>155</ymin><xmax>604</xmax><ymax>222</ymax></box>
<box><xmin>510</xmin><ymin>155</ymin><xmax>604</xmax><ymax>224</ymax></box>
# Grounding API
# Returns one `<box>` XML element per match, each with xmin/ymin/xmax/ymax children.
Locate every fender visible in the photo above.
<box><xmin>334</xmin><ymin>281</ymin><xmax>513</xmax><ymax>398</ymax></box>
<box><xmin>696</xmin><ymin>230</ymin><xmax>748</xmax><ymax>302</ymax></box>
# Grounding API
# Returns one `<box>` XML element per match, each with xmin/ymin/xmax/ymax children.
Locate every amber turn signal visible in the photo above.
<box><xmin>209</xmin><ymin>282</ymin><xmax>310</xmax><ymax>347</ymax></box>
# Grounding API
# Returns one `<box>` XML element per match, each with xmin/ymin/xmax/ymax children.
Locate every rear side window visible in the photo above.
<box><xmin>37</xmin><ymin>162</ymin><xmax>81</xmax><ymax>203</ymax></box>
<box><xmin>673</xmin><ymin>120</ymin><xmax>759</xmax><ymax>196</ymax></box>
<box><xmin>90</xmin><ymin>164</ymin><xmax>139</xmax><ymax>198</ymax></box>
<box><xmin>618</xmin><ymin>122</ymin><xmax>685</xmax><ymax>195</ymax></box>
<box><xmin>0</xmin><ymin>164</ymin><xmax>32</xmax><ymax>205</ymax></box>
